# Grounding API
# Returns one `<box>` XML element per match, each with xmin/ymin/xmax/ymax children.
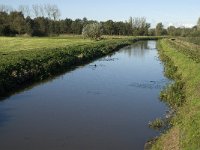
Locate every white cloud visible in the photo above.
<box><xmin>165</xmin><ymin>22</ymin><xmax>195</xmax><ymax>28</ymax></box>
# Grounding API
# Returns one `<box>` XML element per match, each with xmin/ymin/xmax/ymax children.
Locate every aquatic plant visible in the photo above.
<box><xmin>149</xmin><ymin>118</ymin><xmax>164</xmax><ymax>130</ymax></box>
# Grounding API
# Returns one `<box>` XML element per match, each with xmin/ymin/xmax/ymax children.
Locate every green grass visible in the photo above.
<box><xmin>0</xmin><ymin>36</ymin><xmax>95</xmax><ymax>52</ymax></box>
<box><xmin>0</xmin><ymin>35</ymin><xmax>156</xmax><ymax>53</ymax></box>
<box><xmin>178</xmin><ymin>37</ymin><xmax>200</xmax><ymax>45</ymax></box>
<box><xmin>166</xmin><ymin>38</ymin><xmax>200</xmax><ymax>63</ymax></box>
<box><xmin>152</xmin><ymin>39</ymin><xmax>200</xmax><ymax>150</ymax></box>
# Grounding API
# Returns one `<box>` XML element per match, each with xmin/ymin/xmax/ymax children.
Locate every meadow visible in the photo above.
<box><xmin>0</xmin><ymin>36</ymin><xmax>94</xmax><ymax>52</ymax></box>
<box><xmin>177</xmin><ymin>37</ymin><xmax>200</xmax><ymax>45</ymax></box>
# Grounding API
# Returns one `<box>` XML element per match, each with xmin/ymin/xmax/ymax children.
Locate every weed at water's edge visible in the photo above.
<box><xmin>157</xmin><ymin>40</ymin><xmax>185</xmax><ymax>108</ymax></box>
<box><xmin>146</xmin><ymin>39</ymin><xmax>187</xmax><ymax>150</ymax></box>
<box><xmin>149</xmin><ymin>118</ymin><xmax>164</xmax><ymax>130</ymax></box>
<box><xmin>152</xmin><ymin>39</ymin><xmax>200</xmax><ymax>150</ymax></box>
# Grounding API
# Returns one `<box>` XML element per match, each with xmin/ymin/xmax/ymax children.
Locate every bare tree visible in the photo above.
<box><xmin>44</xmin><ymin>4</ymin><xmax>52</xmax><ymax>19</ymax></box>
<box><xmin>132</xmin><ymin>17</ymin><xmax>147</xmax><ymax>29</ymax></box>
<box><xmin>32</xmin><ymin>4</ymin><xmax>40</xmax><ymax>18</ymax></box>
<box><xmin>51</xmin><ymin>5</ymin><xmax>60</xmax><ymax>20</ymax></box>
<box><xmin>44</xmin><ymin>4</ymin><xmax>60</xmax><ymax>20</ymax></box>
<box><xmin>39</xmin><ymin>5</ymin><xmax>45</xmax><ymax>17</ymax></box>
<box><xmin>18</xmin><ymin>5</ymin><xmax>30</xmax><ymax>17</ymax></box>
<box><xmin>197</xmin><ymin>17</ymin><xmax>200</xmax><ymax>31</ymax></box>
<box><xmin>0</xmin><ymin>4</ymin><xmax>13</xmax><ymax>13</ymax></box>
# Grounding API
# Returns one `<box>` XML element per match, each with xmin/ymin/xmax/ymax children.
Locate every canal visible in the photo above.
<box><xmin>0</xmin><ymin>41</ymin><xmax>169</xmax><ymax>150</ymax></box>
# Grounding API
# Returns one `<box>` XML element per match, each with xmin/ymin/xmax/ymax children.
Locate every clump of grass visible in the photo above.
<box><xmin>158</xmin><ymin>40</ymin><xmax>185</xmax><ymax>108</ymax></box>
<box><xmin>160</xmin><ymin>81</ymin><xmax>185</xmax><ymax>108</ymax></box>
<box><xmin>149</xmin><ymin>118</ymin><xmax>164</xmax><ymax>130</ymax></box>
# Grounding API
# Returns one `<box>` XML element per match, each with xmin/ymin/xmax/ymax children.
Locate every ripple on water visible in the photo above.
<box><xmin>129</xmin><ymin>79</ymin><xmax>169</xmax><ymax>90</ymax></box>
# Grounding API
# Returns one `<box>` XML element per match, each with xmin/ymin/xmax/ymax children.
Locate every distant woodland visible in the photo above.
<box><xmin>0</xmin><ymin>4</ymin><xmax>200</xmax><ymax>37</ymax></box>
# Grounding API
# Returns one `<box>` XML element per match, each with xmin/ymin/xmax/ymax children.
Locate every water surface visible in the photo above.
<box><xmin>0</xmin><ymin>41</ymin><xmax>168</xmax><ymax>150</ymax></box>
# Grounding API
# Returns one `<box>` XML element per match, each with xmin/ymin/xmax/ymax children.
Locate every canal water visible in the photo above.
<box><xmin>0</xmin><ymin>41</ymin><xmax>168</xmax><ymax>150</ymax></box>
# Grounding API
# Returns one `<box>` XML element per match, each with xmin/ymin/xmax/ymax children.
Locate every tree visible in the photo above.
<box><xmin>0</xmin><ymin>4</ymin><xmax>13</xmax><ymax>13</ymax></box>
<box><xmin>10</xmin><ymin>11</ymin><xmax>26</xmax><ymax>35</ymax></box>
<box><xmin>51</xmin><ymin>5</ymin><xmax>60</xmax><ymax>21</ymax></box>
<box><xmin>148</xmin><ymin>29</ymin><xmax>155</xmax><ymax>36</ymax></box>
<box><xmin>44</xmin><ymin>4</ymin><xmax>60</xmax><ymax>20</ymax></box>
<box><xmin>71</xmin><ymin>19</ymin><xmax>83</xmax><ymax>34</ymax></box>
<box><xmin>143</xmin><ymin>23</ymin><xmax>151</xmax><ymax>35</ymax></box>
<box><xmin>103</xmin><ymin>20</ymin><xmax>115</xmax><ymax>35</ymax></box>
<box><xmin>82</xmin><ymin>23</ymin><xmax>102</xmax><ymax>40</ymax></box>
<box><xmin>167</xmin><ymin>26</ymin><xmax>176</xmax><ymax>36</ymax></box>
<box><xmin>25</xmin><ymin>16</ymin><xmax>34</xmax><ymax>35</ymax></box>
<box><xmin>32</xmin><ymin>17</ymin><xmax>49</xmax><ymax>36</ymax></box>
<box><xmin>64</xmin><ymin>18</ymin><xmax>73</xmax><ymax>33</ymax></box>
<box><xmin>155</xmin><ymin>22</ymin><xmax>164</xmax><ymax>36</ymax></box>
<box><xmin>197</xmin><ymin>17</ymin><xmax>200</xmax><ymax>31</ymax></box>
<box><xmin>32</xmin><ymin>4</ymin><xmax>40</xmax><ymax>18</ymax></box>
<box><xmin>0</xmin><ymin>12</ymin><xmax>11</xmax><ymax>35</ymax></box>
<box><xmin>130</xmin><ymin>17</ymin><xmax>150</xmax><ymax>36</ymax></box>
<box><xmin>18</xmin><ymin>5</ymin><xmax>30</xmax><ymax>17</ymax></box>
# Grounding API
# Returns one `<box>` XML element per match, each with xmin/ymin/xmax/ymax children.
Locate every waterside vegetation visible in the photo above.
<box><xmin>152</xmin><ymin>38</ymin><xmax>200</xmax><ymax>150</ymax></box>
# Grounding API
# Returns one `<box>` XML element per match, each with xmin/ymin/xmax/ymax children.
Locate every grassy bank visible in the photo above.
<box><xmin>0</xmin><ymin>36</ymin><xmax>159</xmax><ymax>97</ymax></box>
<box><xmin>152</xmin><ymin>38</ymin><xmax>200</xmax><ymax>149</ymax></box>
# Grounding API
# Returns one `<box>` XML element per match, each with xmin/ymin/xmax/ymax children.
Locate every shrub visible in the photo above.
<box><xmin>82</xmin><ymin>23</ymin><xmax>103</xmax><ymax>40</ymax></box>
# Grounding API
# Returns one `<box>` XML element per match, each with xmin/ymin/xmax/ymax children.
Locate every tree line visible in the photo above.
<box><xmin>0</xmin><ymin>4</ymin><xmax>200</xmax><ymax>37</ymax></box>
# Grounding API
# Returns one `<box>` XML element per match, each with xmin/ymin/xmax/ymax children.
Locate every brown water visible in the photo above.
<box><xmin>0</xmin><ymin>41</ymin><xmax>169</xmax><ymax>150</ymax></box>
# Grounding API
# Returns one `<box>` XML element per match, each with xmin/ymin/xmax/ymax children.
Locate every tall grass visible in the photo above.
<box><xmin>178</xmin><ymin>37</ymin><xmax>200</xmax><ymax>45</ymax></box>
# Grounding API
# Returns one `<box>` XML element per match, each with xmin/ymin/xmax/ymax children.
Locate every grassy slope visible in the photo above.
<box><xmin>0</xmin><ymin>36</ymin><xmax>159</xmax><ymax>96</ymax></box>
<box><xmin>152</xmin><ymin>39</ymin><xmax>200</xmax><ymax>150</ymax></box>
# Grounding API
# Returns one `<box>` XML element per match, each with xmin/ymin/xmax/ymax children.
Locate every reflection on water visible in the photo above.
<box><xmin>0</xmin><ymin>41</ymin><xmax>168</xmax><ymax>150</ymax></box>
<box><xmin>123</xmin><ymin>41</ymin><xmax>155</xmax><ymax>58</ymax></box>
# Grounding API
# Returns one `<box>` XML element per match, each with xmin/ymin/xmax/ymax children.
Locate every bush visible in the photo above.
<box><xmin>82</xmin><ymin>23</ymin><xmax>102</xmax><ymax>40</ymax></box>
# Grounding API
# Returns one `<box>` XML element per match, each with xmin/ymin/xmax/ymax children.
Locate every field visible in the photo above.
<box><xmin>0</xmin><ymin>36</ymin><xmax>94</xmax><ymax>52</ymax></box>
<box><xmin>177</xmin><ymin>37</ymin><xmax>200</xmax><ymax>45</ymax></box>
<box><xmin>0</xmin><ymin>35</ymin><xmax>159</xmax><ymax>96</ymax></box>
<box><xmin>0</xmin><ymin>35</ymin><xmax>145</xmax><ymax>53</ymax></box>
<box><xmin>152</xmin><ymin>38</ymin><xmax>200</xmax><ymax>149</ymax></box>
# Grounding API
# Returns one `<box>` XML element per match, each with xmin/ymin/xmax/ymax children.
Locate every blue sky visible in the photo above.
<box><xmin>1</xmin><ymin>0</ymin><xmax>199</xmax><ymax>27</ymax></box>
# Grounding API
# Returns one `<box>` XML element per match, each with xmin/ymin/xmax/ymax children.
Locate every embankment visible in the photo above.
<box><xmin>152</xmin><ymin>39</ymin><xmax>200</xmax><ymax>150</ymax></box>
<box><xmin>0</xmin><ymin>37</ymin><xmax>159</xmax><ymax>97</ymax></box>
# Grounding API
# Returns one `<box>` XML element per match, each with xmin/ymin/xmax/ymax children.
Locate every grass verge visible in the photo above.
<box><xmin>152</xmin><ymin>39</ymin><xmax>200</xmax><ymax>150</ymax></box>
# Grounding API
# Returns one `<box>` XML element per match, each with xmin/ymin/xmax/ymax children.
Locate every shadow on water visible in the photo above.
<box><xmin>0</xmin><ymin>52</ymin><xmax>118</xmax><ymax>102</ymax></box>
<box><xmin>0</xmin><ymin>107</ymin><xmax>12</xmax><ymax>127</ymax></box>
<box><xmin>0</xmin><ymin>66</ymin><xmax>77</xmax><ymax>101</ymax></box>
